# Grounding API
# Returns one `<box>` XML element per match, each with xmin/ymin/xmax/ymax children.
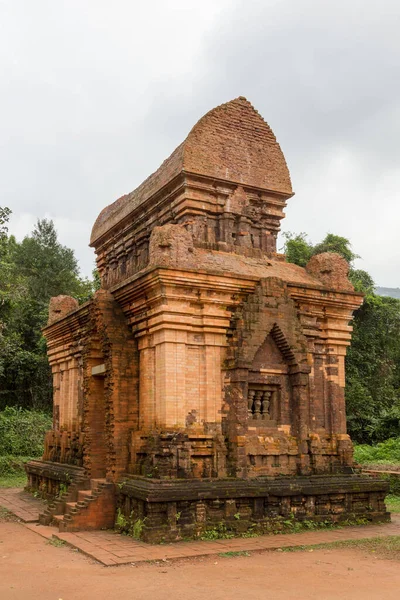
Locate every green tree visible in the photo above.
<box><xmin>346</xmin><ymin>294</ymin><xmax>400</xmax><ymax>443</ymax></box>
<box><xmin>0</xmin><ymin>209</ymin><xmax>25</xmax><ymax>336</ymax></box>
<box><xmin>312</xmin><ymin>233</ymin><xmax>359</xmax><ymax>264</ymax></box>
<box><xmin>0</xmin><ymin>216</ymin><xmax>97</xmax><ymax>410</ymax></box>
<box><xmin>0</xmin><ymin>207</ymin><xmax>11</xmax><ymax>246</ymax></box>
<box><xmin>13</xmin><ymin>219</ymin><xmax>93</xmax><ymax>305</ymax></box>
<box><xmin>349</xmin><ymin>269</ymin><xmax>375</xmax><ymax>295</ymax></box>
<box><xmin>281</xmin><ymin>232</ymin><xmax>313</xmax><ymax>267</ymax></box>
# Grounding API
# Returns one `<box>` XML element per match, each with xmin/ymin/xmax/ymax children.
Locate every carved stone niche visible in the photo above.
<box><xmin>247</xmin><ymin>384</ymin><xmax>280</xmax><ymax>425</ymax></box>
<box><xmin>246</xmin><ymin>329</ymin><xmax>293</xmax><ymax>429</ymax></box>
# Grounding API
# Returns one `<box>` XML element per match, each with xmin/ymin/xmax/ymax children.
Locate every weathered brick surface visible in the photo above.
<box><xmin>91</xmin><ymin>97</ymin><xmax>291</xmax><ymax>247</ymax></box>
<box><xmin>42</xmin><ymin>430</ymin><xmax>85</xmax><ymax>466</ymax></box>
<box><xmin>57</xmin><ymin>482</ymin><xmax>116</xmax><ymax>532</ymax></box>
<box><xmin>25</xmin><ymin>460</ymin><xmax>86</xmax><ymax>501</ymax></box>
<box><xmin>90</xmin><ymin>99</ymin><xmax>296</xmax><ymax>289</ymax></box>
<box><xmin>26</xmin><ymin>97</ymin><xmax>387</xmax><ymax>538</ymax></box>
<box><xmin>47</xmin><ymin>295</ymin><xmax>79</xmax><ymax>325</ymax></box>
<box><xmin>116</xmin><ymin>475</ymin><xmax>389</xmax><ymax>543</ymax></box>
<box><xmin>306</xmin><ymin>252</ymin><xmax>354</xmax><ymax>292</ymax></box>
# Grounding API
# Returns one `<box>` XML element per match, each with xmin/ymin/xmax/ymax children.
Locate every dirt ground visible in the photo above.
<box><xmin>0</xmin><ymin>519</ymin><xmax>399</xmax><ymax>600</ymax></box>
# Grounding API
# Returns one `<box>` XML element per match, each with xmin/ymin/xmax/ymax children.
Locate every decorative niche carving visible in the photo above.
<box><xmin>247</xmin><ymin>384</ymin><xmax>280</xmax><ymax>425</ymax></box>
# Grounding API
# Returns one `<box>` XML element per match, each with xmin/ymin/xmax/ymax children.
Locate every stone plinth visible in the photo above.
<box><xmin>116</xmin><ymin>474</ymin><xmax>389</xmax><ymax>543</ymax></box>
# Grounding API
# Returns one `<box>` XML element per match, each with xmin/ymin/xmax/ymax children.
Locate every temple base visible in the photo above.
<box><xmin>117</xmin><ymin>474</ymin><xmax>390</xmax><ymax>543</ymax></box>
<box><xmin>25</xmin><ymin>461</ymin><xmax>390</xmax><ymax>542</ymax></box>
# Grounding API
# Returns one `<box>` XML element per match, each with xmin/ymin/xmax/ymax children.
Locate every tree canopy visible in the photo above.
<box><xmin>0</xmin><ymin>209</ymin><xmax>96</xmax><ymax>410</ymax></box>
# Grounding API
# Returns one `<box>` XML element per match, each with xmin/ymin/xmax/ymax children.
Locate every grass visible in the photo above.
<box><xmin>47</xmin><ymin>538</ymin><xmax>66</xmax><ymax>548</ymax></box>
<box><xmin>0</xmin><ymin>472</ymin><xmax>27</xmax><ymax>488</ymax></box>
<box><xmin>354</xmin><ymin>438</ymin><xmax>400</xmax><ymax>499</ymax></box>
<box><xmin>0</xmin><ymin>454</ymin><xmax>40</xmax><ymax>489</ymax></box>
<box><xmin>278</xmin><ymin>535</ymin><xmax>400</xmax><ymax>561</ymax></box>
<box><xmin>0</xmin><ymin>506</ymin><xmax>19</xmax><ymax>522</ymax></box>
<box><xmin>0</xmin><ymin>506</ymin><xmax>14</xmax><ymax>522</ymax></box>
<box><xmin>199</xmin><ymin>523</ymin><xmax>235</xmax><ymax>541</ymax></box>
<box><xmin>386</xmin><ymin>494</ymin><xmax>400</xmax><ymax>513</ymax></box>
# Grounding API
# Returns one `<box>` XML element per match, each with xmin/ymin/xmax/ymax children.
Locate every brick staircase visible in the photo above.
<box><xmin>39</xmin><ymin>479</ymin><xmax>116</xmax><ymax>532</ymax></box>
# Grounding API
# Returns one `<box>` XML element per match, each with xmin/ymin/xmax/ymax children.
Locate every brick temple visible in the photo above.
<box><xmin>26</xmin><ymin>97</ymin><xmax>389</xmax><ymax>541</ymax></box>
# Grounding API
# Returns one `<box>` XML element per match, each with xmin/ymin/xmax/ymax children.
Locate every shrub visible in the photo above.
<box><xmin>354</xmin><ymin>438</ymin><xmax>400</xmax><ymax>465</ymax></box>
<box><xmin>0</xmin><ymin>455</ymin><xmax>33</xmax><ymax>476</ymax></box>
<box><xmin>385</xmin><ymin>476</ymin><xmax>400</xmax><ymax>495</ymax></box>
<box><xmin>0</xmin><ymin>407</ymin><xmax>51</xmax><ymax>456</ymax></box>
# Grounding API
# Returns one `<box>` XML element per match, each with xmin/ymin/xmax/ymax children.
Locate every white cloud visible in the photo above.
<box><xmin>1</xmin><ymin>0</ymin><xmax>399</xmax><ymax>285</ymax></box>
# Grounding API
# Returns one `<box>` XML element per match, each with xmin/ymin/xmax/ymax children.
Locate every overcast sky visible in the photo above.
<box><xmin>1</xmin><ymin>0</ymin><xmax>399</xmax><ymax>286</ymax></box>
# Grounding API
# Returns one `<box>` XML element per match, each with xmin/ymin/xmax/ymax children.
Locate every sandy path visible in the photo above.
<box><xmin>0</xmin><ymin>520</ymin><xmax>399</xmax><ymax>600</ymax></box>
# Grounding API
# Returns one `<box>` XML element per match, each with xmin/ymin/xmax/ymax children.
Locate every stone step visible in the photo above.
<box><xmin>40</xmin><ymin>477</ymin><xmax>115</xmax><ymax>533</ymax></box>
<box><xmin>52</xmin><ymin>514</ymin><xmax>64</xmax><ymax>524</ymax></box>
<box><xmin>78</xmin><ymin>490</ymin><xmax>93</xmax><ymax>501</ymax></box>
<box><xmin>57</xmin><ymin>477</ymin><xmax>115</xmax><ymax>532</ymax></box>
<box><xmin>38</xmin><ymin>512</ymin><xmax>52</xmax><ymax>526</ymax></box>
<box><xmin>90</xmin><ymin>478</ymin><xmax>108</xmax><ymax>491</ymax></box>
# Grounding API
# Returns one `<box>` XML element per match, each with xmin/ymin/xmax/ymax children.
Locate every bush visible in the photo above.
<box><xmin>385</xmin><ymin>477</ymin><xmax>400</xmax><ymax>495</ymax></box>
<box><xmin>0</xmin><ymin>455</ymin><xmax>33</xmax><ymax>476</ymax></box>
<box><xmin>0</xmin><ymin>407</ymin><xmax>51</xmax><ymax>456</ymax></box>
<box><xmin>354</xmin><ymin>438</ymin><xmax>400</xmax><ymax>465</ymax></box>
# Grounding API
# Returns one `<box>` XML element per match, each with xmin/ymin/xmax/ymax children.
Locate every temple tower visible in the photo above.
<box><xmin>27</xmin><ymin>98</ymin><xmax>389</xmax><ymax>541</ymax></box>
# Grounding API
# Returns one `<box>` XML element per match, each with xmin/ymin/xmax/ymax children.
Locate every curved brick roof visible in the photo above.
<box><xmin>91</xmin><ymin>97</ymin><xmax>292</xmax><ymax>245</ymax></box>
